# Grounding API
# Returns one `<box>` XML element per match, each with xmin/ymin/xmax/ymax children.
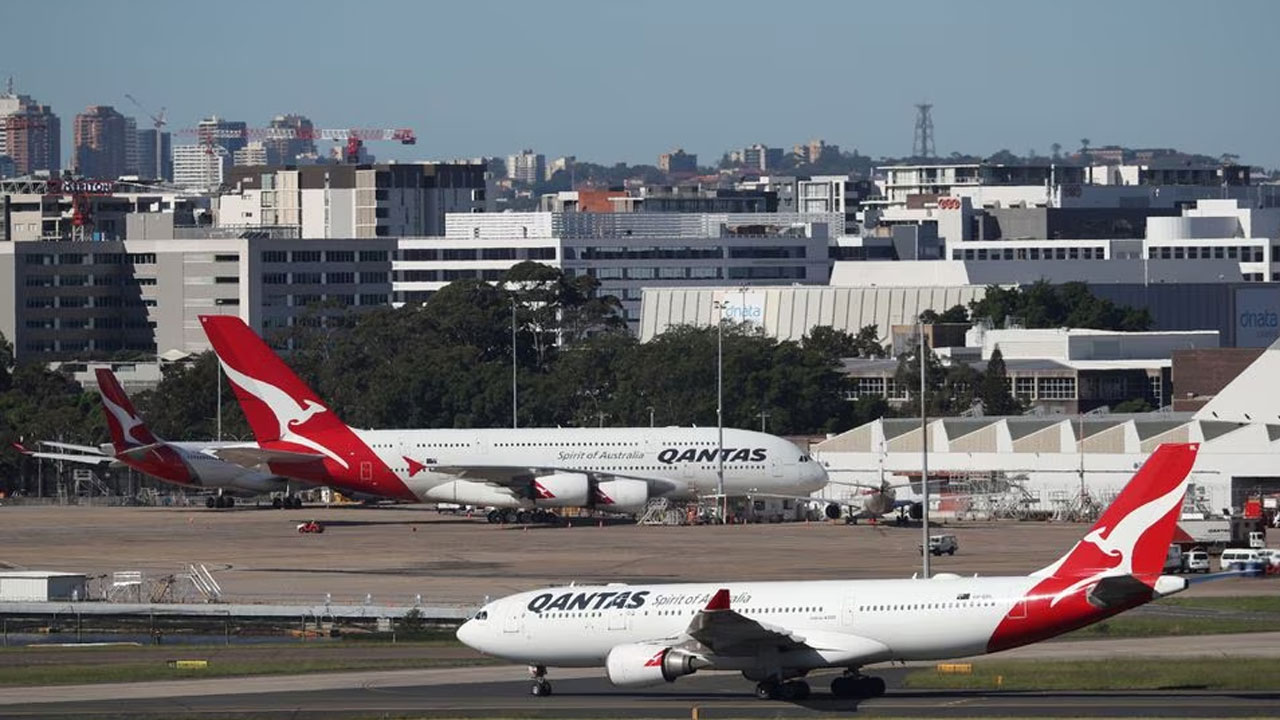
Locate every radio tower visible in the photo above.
<box><xmin>912</xmin><ymin>103</ymin><xmax>935</xmax><ymax>158</ymax></box>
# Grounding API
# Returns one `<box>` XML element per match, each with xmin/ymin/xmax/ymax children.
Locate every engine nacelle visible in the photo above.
<box><xmin>592</xmin><ymin>478</ymin><xmax>648</xmax><ymax>514</ymax></box>
<box><xmin>605</xmin><ymin>643</ymin><xmax>703</xmax><ymax>687</ymax></box>
<box><xmin>529</xmin><ymin>472</ymin><xmax>590</xmax><ymax>507</ymax></box>
<box><xmin>908</xmin><ymin>501</ymin><xmax>923</xmax><ymax>520</ymax></box>
<box><xmin>424</xmin><ymin>480</ymin><xmax>519</xmax><ymax>507</ymax></box>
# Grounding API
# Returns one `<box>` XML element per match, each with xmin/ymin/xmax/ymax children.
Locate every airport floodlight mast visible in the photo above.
<box><xmin>712</xmin><ymin>299</ymin><xmax>728</xmax><ymax>522</ymax></box>
<box><xmin>913</xmin><ymin>103</ymin><xmax>936</xmax><ymax>159</ymax></box>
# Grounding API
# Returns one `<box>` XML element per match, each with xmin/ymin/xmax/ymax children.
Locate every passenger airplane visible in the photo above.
<box><xmin>15</xmin><ymin>369</ymin><xmax>303</xmax><ymax>509</ymax></box>
<box><xmin>458</xmin><ymin>443</ymin><xmax>1209</xmax><ymax>700</ymax></box>
<box><xmin>198</xmin><ymin>314</ymin><xmax>828</xmax><ymax>519</ymax></box>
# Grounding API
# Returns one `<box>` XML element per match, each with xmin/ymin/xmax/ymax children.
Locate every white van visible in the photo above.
<box><xmin>1220</xmin><ymin>548</ymin><xmax>1262</xmax><ymax>572</ymax></box>
<box><xmin>1257</xmin><ymin>548</ymin><xmax>1280</xmax><ymax>571</ymax></box>
<box><xmin>1182</xmin><ymin>549</ymin><xmax>1211</xmax><ymax>573</ymax></box>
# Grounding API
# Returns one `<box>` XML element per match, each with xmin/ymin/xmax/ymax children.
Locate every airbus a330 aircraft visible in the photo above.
<box><xmin>16</xmin><ymin>368</ymin><xmax>303</xmax><ymax>509</ymax></box>
<box><xmin>458</xmin><ymin>443</ymin><xmax>1208</xmax><ymax>700</ymax></box>
<box><xmin>198</xmin><ymin>315</ymin><xmax>827</xmax><ymax>519</ymax></box>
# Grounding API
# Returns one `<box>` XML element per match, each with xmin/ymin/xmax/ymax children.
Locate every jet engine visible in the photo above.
<box><xmin>605</xmin><ymin>643</ymin><xmax>705</xmax><ymax>687</ymax></box>
<box><xmin>908</xmin><ymin>501</ymin><xmax>923</xmax><ymax>520</ymax></box>
<box><xmin>529</xmin><ymin>473</ymin><xmax>590</xmax><ymax>507</ymax></box>
<box><xmin>592</xmin><ymin>478</ymin><xmax>648</xmax><ymax>514</ymax></box>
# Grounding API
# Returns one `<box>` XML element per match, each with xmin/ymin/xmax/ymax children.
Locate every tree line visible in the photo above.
<box><xmin>0</xmin><ymin>267</ymin><xmax>1156</xmax><ymax>492</ymax></box>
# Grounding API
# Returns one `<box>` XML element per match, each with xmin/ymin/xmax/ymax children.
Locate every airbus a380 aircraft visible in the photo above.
<box><xmin>458</xmin><ymin>443</ymin><xmax>1211</xmax><ymax>700</ymax></box>
<box><xmin>198</xmin><ymin>315</ymin><xmax>827</xmax><ymax>518</ymax></box>
<box><xmin>16</xmin><ymin>369</ymin><xmax>302</xmax><ymax>509</ymax></box>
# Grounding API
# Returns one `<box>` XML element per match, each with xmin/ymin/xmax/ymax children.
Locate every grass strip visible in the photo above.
<box><xmin>1060</xmin><ymin>614</ymin><xmax>1280</xmax><ymax>639</ymax></box>
<box><xmin>904</xmin><ymin>657</ymin><xmax>1279</xmax><ymax>691</ymax></box>
<box><xmin>1155</xmin><ymin>595</ymin><xmax>1280</xmax><ymax>614</ymax></box>
<box><xmin>0</xmin><ymin>656</ymin><xmax>500</xmax><ymax>687</ymax></box>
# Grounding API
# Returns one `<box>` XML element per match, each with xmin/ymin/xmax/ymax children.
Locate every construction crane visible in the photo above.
<box><xmin>175</xmin><ymin>124</ymin><xmax>416</xmax><ymax>163</ymax></box>
<box><xmin>124</xmin><ymin>94</ymin><xmax>167</xmax><ymax>180</ymax></box>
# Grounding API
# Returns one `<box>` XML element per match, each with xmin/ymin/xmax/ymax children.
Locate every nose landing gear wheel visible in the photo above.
<box><xmin>530</xmin><ymin>680</ymin><xmax>552</xmax><ymax>696</ymax></box>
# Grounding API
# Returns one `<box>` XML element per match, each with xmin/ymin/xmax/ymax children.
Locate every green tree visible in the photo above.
<box><xmin>132</xmin><ymin>352</ymin><xmax>250</xmax><ymax>441</ymax></box>
<box><xmin>978</xmin><ymin>346</ymin><xmax>1023</xmax><ymax>416</ymax></box>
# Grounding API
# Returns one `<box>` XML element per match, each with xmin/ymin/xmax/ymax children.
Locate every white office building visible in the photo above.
<box><xmin>172</xmin><ymin>144</ymin><xmax>228</xmax><ymax>191</ymax></box>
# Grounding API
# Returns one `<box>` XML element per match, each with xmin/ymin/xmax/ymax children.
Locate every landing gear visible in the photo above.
<box><xmin>211</xmin><ymin>495</ymin><xmax>235</xmax><ymax>509</ymax></box>
<box><xmin>830</xmin><ymin>672</ymin><xmax>885</xmax><ymax>699</ymax></box>
<box><xmin>754</xmin><ymin>680</ymin><xmax>810</xmax><ymax>701</ymax></box>
<box><xmin>206</xmin><ymin>496</ymin><xmax>216</xmax><ymax>509</ymax></box>
<box><xmin>528</xmin><ymin>665</ymin><xmax>551</xmax><ymax>697</ymax></box>
<box><xmin>516</xmin><ymin>510</ymin><xmax>530</xmax><ymax>525</ymax></box>
<box><xmin>487</xmin><ymin>510</ymin><xmax>501</xmax><ymax>524</ymax></box>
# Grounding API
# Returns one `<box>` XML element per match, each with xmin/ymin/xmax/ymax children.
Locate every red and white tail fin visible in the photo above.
<box><xmin>1032</xmin><ymin>442</ymin><xmax>1198</xmax><ymax>582</ymax></box>
<box><xmin>95</xmin><ymin>369</ymin><xmax>159</xmax><ymax>451</ymax></box>
<box><xmin>198</xmin><ymin>315</ymin><xmax>350</xmax><ymax>462</ymax></box>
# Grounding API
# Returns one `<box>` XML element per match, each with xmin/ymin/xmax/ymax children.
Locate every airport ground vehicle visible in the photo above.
<box><xmin>198</xmin><ymin>315</ymin><xmax>827</xmax><ymax>517</ymax></box>
<box><xmin>1182</xmin><ymin>549</ymin><xmax>1210</xmax><ymax>573</ymax></box>
<box><xmin>458</xmin><ymin>443</ymin><xmax>1219</xmax><ymax>701</ymax></box>
<box><xmin>1173</xmin><ymin>515</ymin><xmax>1266</xmax><ymax>553</ymax></box>
<box><xmin>1220</xmin><ymin>548</ymin><xmax>1262</xmax><ymax>571</ymax></box>
<box><xmin>925</xmin><ymin>534</ymin><xmax>958</xmax><ymax>556</ymax></box>
<box><xmin>296</xmin><ymin>520</ymin><xmax>324</xmax><ymax>534</ymax></box>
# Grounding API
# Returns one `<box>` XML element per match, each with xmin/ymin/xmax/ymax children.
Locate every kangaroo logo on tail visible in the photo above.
<box><xmin>217</xmin><ymin>359</ymin><xmax>350</xmax><ymax>469</ymax></box>
<box><xmin>95</xmin><ymin>369</ymin><xmax>157</xmax><ymax>449</ymax></box>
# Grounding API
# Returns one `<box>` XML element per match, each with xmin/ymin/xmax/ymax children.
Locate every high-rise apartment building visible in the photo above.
<box><xmin>740</xmin><ymin>144</ymin><xmax>783</xmax><ymax>172</ymax></box>
<box><xmin>0</xmin><ymin>88</ymin><xmax>60</xmax><ymax>176</ymax></box>
<box><xmin>506</xmin><ymin>149</ymin><xmax>545</xmax><ymax>184</ymax></box>
<box><xmin>263</xmin><ymin>114</ymin><xmax>316</xmax><ymax>165</ymax></box>
<box><xmin>136</xmin><ymin>129</ymin><xmax>172</xmax><ymax>181</ymax></box>
<box><xmin>123</xmin><ymin>116</ymin><xmax>139</xmax><ymax>175</ymax></box>
<box><xmin>196</xmin><ymin>116</ymin><xmax>248</xmax><ymax>157</ymax></box>
<box><xmin>74</xmin><ymin>105</ymin><xmax>130</xmax><ymax>179</ymax></box>
<box><xmin>658</xmin><ymin>148</ymin><xmax>698</xmax><ymax>174</ymax></box>
<box><xmin>173</xmin><ymin>144</ymin><xmax>229</xmax><ymax>190</ymax></box>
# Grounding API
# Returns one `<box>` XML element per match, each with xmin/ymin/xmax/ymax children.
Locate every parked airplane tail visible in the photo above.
<box><xmin>1032</xmin><ymin>442</ymin><xmax>1199</xmax><ymax>582</ymax></box>
<box><xmin>988</xmin><ymin>442</ymin><xmax>1199</xmax><ymax>653</ymax></box>
<box><xmin>198</xmin><ymin>315</ymin><xmax>350</xmax><ymax>444</ymax></box>
<box><xmin>95</xmin><ymin>368</ymin><xmax>159</xmax><ymax>451</ymax></box>
<box><xmin>1194</xmin><ymin>335</ymin><xmax>1280</xmax><ymax>424</ymax></box>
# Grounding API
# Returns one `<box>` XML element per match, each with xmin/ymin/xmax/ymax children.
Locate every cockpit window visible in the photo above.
<box><xmin>799</xmin><ymin>455</ymin><xmax>810</xmax><ymax>462</ymax></box>
<box><xmin>473</xmin><ymin>610</ymin><xmax>488</xmax><ymax>621</ymax></box>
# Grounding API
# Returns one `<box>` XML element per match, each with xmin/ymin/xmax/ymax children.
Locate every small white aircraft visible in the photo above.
<box><xmin>458</xmin><ymin>443</ymin><xmax>1226</xmax><ymax>700</ymax></box>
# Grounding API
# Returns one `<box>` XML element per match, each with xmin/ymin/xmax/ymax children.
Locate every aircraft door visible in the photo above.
<box><xmin>841</xmin><ymin>595</ymin><xmax>858</xmax><ymax>628</ymax></box>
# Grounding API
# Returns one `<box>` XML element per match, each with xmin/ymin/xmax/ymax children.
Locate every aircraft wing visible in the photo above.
<box><xmin>207</xmin><ymin>446</ymin><xmax>328</xmax><ymax>468</ymax></box>
<box><xmin>11</xmin><ymin>443</ymin><xmax>117</xmax><ymax>467</ymax></box>
<box><xmin>679</xmin><ymin>589</ymin><xmax>891</xmax><ymax>663</ymax></box>
<box><xmin>38</xmin><ymin>440</ymin><xmax>106</xmax><ymax>455</ymax></box>
<box><xmin>422</xmin><ymin>464</ymin><xmax>682</xmax><ymax>494</ymax></box>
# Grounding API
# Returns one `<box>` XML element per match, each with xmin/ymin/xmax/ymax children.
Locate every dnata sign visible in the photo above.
<box><xmin>1235</xmin><ymin>287</ymin><xmax>1280</xmax><ymax>348</ymax></box>
<box><xmin>715</xmin><ymin>291</ymin><xmax>765</xmax><ymax>326</ymax></box>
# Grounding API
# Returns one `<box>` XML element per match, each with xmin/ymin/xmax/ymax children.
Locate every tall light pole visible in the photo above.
<box><xmin>216</xmin><ymin>359</ymin><xmax>223</xmax><ymax>442</ymax></box>
<box><xmin>713</xmin><ymin>299</ymin><xmax>727</xmax><ymax>522</ymax></box>
<box><xmin>511</xmin><ymin>299</ymin><xmax>518</xmax><ymax>429</ymax></box>
<box><xmin>919</xmin><ymin>322</ymin><xmax>931</xmax><ymax>579</ymax></box>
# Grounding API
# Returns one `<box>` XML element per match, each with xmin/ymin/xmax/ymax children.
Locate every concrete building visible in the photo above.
<box><xmin>136</xmin><ymin>129</ymin><xmax>172</xmax><ymax>181</ymax></box>
<box><xmin>217</xmin><ymin>162</ymin><xmax>487</xmax><ymax>238</ymax></box>
<box><xmin>609</xmin><ymin>185</ymin><xmax>778</xmax><ymax>214</ymax></box>
<box><xmin>737</xmin><ymin>144</ymin><xmax>784</xmax><ymax>172</ymax></box>
<box><xmin>263</xmin><ymin>114</ymin><xmax>316</xmax><ymax>166</ymax></box>
<box><xmin>196</xmin><ymin>116</ymin><xmax>247</xmax><ymax>157</ymax></box>
<box><xmin>0</xmin><ymin>177</ymin><xmax>204</xmax><ymax>242</ymax></box>
<box><xmin>794</xmin><ymin>139</ymin><xmax>838</xmax><ymax>165</ymax></box>
<box><xmin>416</xmin><ymin>212</ymin><xmax>839</xmax><ymax>325</ymax></box>
<box><xmin>658</xmin><ymin>148</ymin><xmax>698</xmax><ymax>174</ymax></box>
<box><xmin>506</xmin><ymin>149</ymin><xmax>545</xmax><ymax>185</ymax></box>
<box><xmin>173</xmin><ymin>144</ymin><xmax>229</xmax><ymax>191</ymax></box>
<box><xmin>233</xmin><ymin>142</ymin><xmax>269</xmax><ymax>166</ymax></box>
<box><xmin>0</xmin><ymin>95</ymin><xmax>60</xmax><ymax>176</ymax></box>
<box><xmin>0</xmin><ymin>236</ymin><xmax>393</xmax><ymax>361</ymax></box>
<box><xmin>546</xmin><ymin>155</ymin><xmax>575</xmax><ymax>181</ymax></box>
<box><xmin>73</xmin><ymin>106</ymin><xmax>130</xmax><ymax>179</ymax></box>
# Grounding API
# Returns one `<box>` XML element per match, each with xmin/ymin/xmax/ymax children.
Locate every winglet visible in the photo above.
<box><xmin>705</xmin><ymin>588</ymin><xmax>731</xmax><ymax>611</ymax></box>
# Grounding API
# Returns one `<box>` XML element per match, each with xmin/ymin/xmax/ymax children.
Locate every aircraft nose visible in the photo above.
<box><xmin>456</xmin><ymin>619</ymin><xmax>479</xmax><ymax>649</ymax></box>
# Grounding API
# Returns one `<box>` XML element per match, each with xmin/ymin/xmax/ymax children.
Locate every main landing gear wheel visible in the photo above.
<box><xmin>486</xmin><ymin>510</ymin><xmax>501</xmax><ymax>524</ymax></box>
<box><xmin>755</xmin><ymin>681</ymin><xmax>778</xmax><ymax>700</ymax></box>
<box><xmin>528</xmin><ymin>665</ymin><xmax>550</xmax><ymax>697</ymax></box>
<box><xmin>831</xmin><ymin>674</ymin><xmax>885</xmax><ymax>698</ymax></box>
<box><xmin>206</xmin><ymin>497</ymin><xmax>216</xmax><ymax>509</ymax></box>
<box><xmin>779</xmin><ymin>680</ymin><xmax>810</xmax><ymax>701</ymax></box>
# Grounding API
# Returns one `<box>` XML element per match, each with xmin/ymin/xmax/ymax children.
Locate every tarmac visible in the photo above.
<box><xmin>2</xmin><ymin>633</ymin><xmax>1278</xmax><ymax>718</ymax></box>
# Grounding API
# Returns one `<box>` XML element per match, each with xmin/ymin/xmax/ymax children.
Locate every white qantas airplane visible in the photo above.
<box><xmin>14</xmin><ymin>369</ymin><xmax>303</xmax><ymax>509</ymax></box>
<box><xmin>458</xmin><ymin>442</ymin><xmax>1211</xmax><ymax>700</ymax></box>
<box><xmin>198</xmin><ymin>315</ymin><xmax>828</xmax><ymax>520</ymax></box>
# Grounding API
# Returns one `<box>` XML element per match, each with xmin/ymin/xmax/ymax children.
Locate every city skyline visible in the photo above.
<box><xmin>4</xmin><ymin>0</ymin><xmax>1279</xmax><ymax>170</ymax></box>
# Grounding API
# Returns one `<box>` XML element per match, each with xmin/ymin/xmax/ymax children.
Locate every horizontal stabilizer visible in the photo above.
<box><xmin>210</xmin><ymin>446</ymin><xmax>327</xmax><ymax>468</ymax></box>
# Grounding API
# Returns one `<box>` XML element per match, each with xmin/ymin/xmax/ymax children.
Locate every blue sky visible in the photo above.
<box><xmin>8</xmin><ymin>0</ymin><xmax>1279</xmax><ymax>169</ymax></box>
